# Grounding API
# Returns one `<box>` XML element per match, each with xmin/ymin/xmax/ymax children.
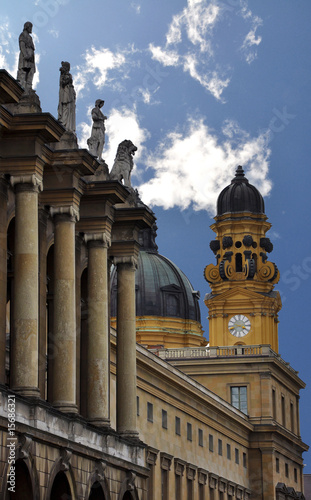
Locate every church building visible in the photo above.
<box><xmin>0</xmin><ymin>62</ymin><xmax>308</xmax><ymax>500</ymax></box>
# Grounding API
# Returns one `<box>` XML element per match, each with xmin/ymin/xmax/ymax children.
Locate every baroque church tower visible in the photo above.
<box><xmin>204</xmin><ymin>166</ymin><xmax>281</xmax><ymax>351</ymax></box>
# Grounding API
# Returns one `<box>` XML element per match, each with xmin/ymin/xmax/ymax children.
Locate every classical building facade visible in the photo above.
<box><xmin>0</xmin><ymin>68</ymin><xmax>308</xmax><ymax>500</ymax></box>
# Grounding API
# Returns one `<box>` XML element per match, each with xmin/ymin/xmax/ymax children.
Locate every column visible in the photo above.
<box><xmin>50</xmin><ymin>206</ymin><xmax>78</xmax><ymax>413</ymax></box>
<box><xmin>11</xmin><ymin>176</ymin><xmax>42</xmax><ymax>396</ymax></box>
<box><xmin>85</xmin><ymin>232</ymin><xmax>111</xmax><ymax>426</ymax></box>
<box><xmin>115</xmin><ymin>256</ymin><xmax>138</xmax><ymax>437</ymax></box>
<box><xmin>0</xmin><ymin>177</ymin><xmax>8</xmax><ymax>385</ymax></box>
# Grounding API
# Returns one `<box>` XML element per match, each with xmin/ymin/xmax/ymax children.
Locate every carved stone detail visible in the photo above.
<box><xmin>60</xmin><ymin>448</ymin><xmax>72</xmax><ymax>471</ymax></box>
<box><xmin>50</xmin><ymin>205</ymin><xmax>80</xmax><ymax>222</ymax></box>
<box><xmin>84</xmin><ymin>232</ymin><xmax>111</xmax><ymax>248</ymax></box>
<box><xmin>17</xmin><ymin>435</ymin><xmax>33</xmax><ymax>459</ymax></box>
<box><xmin>10</xmin><ymin>174</ymin><xmax>43</xmax><ymax>191</ymax></box>
<box><xmin>126</xmin><ymin>471</ymin><xmax>136</xmax><ymax>491</ymax></box>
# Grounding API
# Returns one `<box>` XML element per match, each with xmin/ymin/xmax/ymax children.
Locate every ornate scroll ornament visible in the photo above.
<box><xmin>204</xmin><ymin>264</ymin><xmax>221</xmax><ymax>283</ymax></box>
<box><xmin>219</xmin><ymin>260</ymin><xmax>234</xmax><ymax>280</ymax></box>
<box><xmin>126</xmin><ymin>471</ymin><xmax>136</xmax><ymax>491</ymax></box>
<box><xmin>60</xmin><ymin>448</ymin><xmax>72</xmax><ymax>471</ymax></box>
<box><xmin>50</xmin><ymin>205</ymin><xmax>80</xmax><ymax>222</ymax></box>
<box><xmin>10</xmin><ymin>174</ymin><xmax>43</xmax><ymax>191</ymax></box>
<box><xmin>257</xmin><ymin>261</ymin><xmax>279</xmax><ymax>283</ymax></box>
<box><xmin>94</xmin><ymin>461</ymin><xmax>107</xmax><ymax>482</ymax></box>
<box><xmin>17</xmin><ymin>435</ymin><xmax>33</xmax><ymax>459</ymax></box>
<box><xmin>244</xmin><ymin>258</ymin><xmax>256</xmax><ymax>279</ymax></box>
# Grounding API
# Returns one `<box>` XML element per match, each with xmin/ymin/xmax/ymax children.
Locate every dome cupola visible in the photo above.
<box><xmin>217</xmin><ymin>166</ymin><xmax>265</xmax><ymax>216</ymax></box>
<box><xmin>111</xmin><ymin>225</ymin><xmax>205</xmax><ymax>348</ymax></box>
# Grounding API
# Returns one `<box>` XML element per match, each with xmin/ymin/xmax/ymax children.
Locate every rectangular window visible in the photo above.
<box><xmin>294</xmin><ymin>468</ymin><xmax>298</xmax><ymax>483</ymax></box>
<box><xmin>285</xmin><ymin>463</ymin><xmax>289</xmax><ymax>478</ymax></box>
<box><xmin>147</xmin><ymin>402</ymin><xmax>153</xmax><ymax>422</ymax></box>
<box><xmin>198</xmin><ymin>428</ymin><xmax>203</xmax><ymax>447</ymax></box>
<box><xmin>276</xmin><ymin>457</ymin><xmax>279</xmax><ymax>473</ymax></box>
<box><xmin>218</xmin><ymin>439</ymin><xmax>223</xmax><ymax>456</ymax></box>
<box><xmin>162</xmin><ymin>409</ymin><xmax>168</xmax><ymax>429</ymax></box>
<box><xmin>272</xmin><ymin>388</ymin><xmax>276</xmax><ymax>419</ymax></box>
<box><xmin>175</xmin><ymin>416</ymin><xmax>181</xmax><ymax>436</ymax></box>
<box><xmin>187</xmin><ymin>422</ymin><xmax>192</xmax><ymax>441</ymax></box>
<box><xmin>282</xmin><ymin>395</ymin><xmax>286</xmax><ymax>427</ymax></box>
<box><xmin>243</xmin><ymin>452</ymin><xmax>247</xmax><ymax>468</ymax></box>
<box><xmin>136</xmin><ymin>396</ymin><xmax>140</xmax><ymax>416</ymax></box>
<box><xmin>290</xmin><ymin>402</ymin><xmax>294</xmax><ymax>432</ymax></box>
<box><xmin>199</xmin><ymin>483</ymin><xmax>204</xmax><ymax>500</ymax></box>
<box><xmin>187</xmin><ymin>478</ymin><xmax>193</xmax><ymax>500</ymax></box>
<box><xmin>227</xmin><ymin>444</ymin><xmax>231</xmax><ymax>460</ymax></box>
<box><xmin>209</xmin><ymin>434</ymin><xmax>214</xmax><ymax>452</ymax></box>
<box><xmin>235</xmin><ymin>448</ymin><xmax>239</xmax><ymax>464</ymax></box>
<box><xmin>175</xmin><ymin>474</ymin><xmax>181</xmax><ymax>500</ymax></box>
<box><xmin>231</xmin><ymin>386</ymin><xmax>248</xmax><ymax>414</ymax></box>
<box><xmin>161</xmin><ymin>469</ymin><xmax>168</xmax><ymax>500</ymax></box>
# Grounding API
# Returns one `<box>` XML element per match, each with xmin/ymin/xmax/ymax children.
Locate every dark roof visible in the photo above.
<box><xmin>111</xmin><ymin>229</ymin><xmax>201</xmax><ymax>322</ymax></box>
<box><xmin>217</xmin><ymin>166</ymin><xmax>265</xmax><ymax>216</ymax></box>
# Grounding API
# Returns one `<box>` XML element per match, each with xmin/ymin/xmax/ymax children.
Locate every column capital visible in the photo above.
<box><xmin>50</xmin><ymin>205</ymin><xmax>79</xmax><ymax>222</ymax></box>
<box><xmin>84</xmin><ymin>232</ymin><xmax>111</xmax><ymax>248</ymax></box>
<box><xmin>113</xmin><ymin>255</ymin><xmax>137</xmax><ymax>270</ymax></box>
<box><xmin>11</xmin><ymin>174</ymin><xmax>43</xmax><ymax>192</ymax></box>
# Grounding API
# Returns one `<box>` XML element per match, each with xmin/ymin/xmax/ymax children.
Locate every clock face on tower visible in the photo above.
<box><xmin>228</xmin><ymin>315</ymin><xmax>251</xmax><ymax>337</ymax></box>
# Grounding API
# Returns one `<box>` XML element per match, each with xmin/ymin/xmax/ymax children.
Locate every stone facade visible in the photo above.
<box><xmin>0</xmin><ymin>69</ymin><xmax>308</xmax><ymax>499</ymax></box>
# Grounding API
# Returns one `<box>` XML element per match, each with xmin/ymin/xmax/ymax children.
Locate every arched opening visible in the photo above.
<box><xmin>122</xmin><ymin>493</ymin><xmax>133</xmax><ymax>500</ymax></box>
<box><xmin>50</xmin><ymin>471</ymin><xmax>72</xmax><ymax>500</ymax></box>
<box><xmin>235</xmin><ymin>253</ymin><xmax>242</xmax><ymax>272</ymax></box>
<box><xmin>89</xmin><ymin>481</ymin><xmax>106</xmax><ymax>500</ymax></box>
<box><xmin>7</xmin><ymin>459</ymin><xmax>33</xmax><ymax>499</ymax></box>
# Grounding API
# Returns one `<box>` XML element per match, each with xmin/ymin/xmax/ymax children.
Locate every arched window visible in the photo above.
<box><xmin>89</xmin><ymin>481</ymin><xmax>106</xmax><ymax>500</ymax></box>
<box><xmin>122</xmin><ymin>493</ymin><xmax>133</xmax><ymax>500</ymax></box>
<box><xmin>50</xmin><ymin>471</ymin><xmax>72</xmax><ymax>500</ymax></box>
<box><xmin>7</xmin><ymin>459</ymin><xmax>33</xmax><ymax>500</ymax></box>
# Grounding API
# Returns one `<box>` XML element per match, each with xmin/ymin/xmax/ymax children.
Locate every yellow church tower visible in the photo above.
<box><xmin>204</xmin><ymin>166</ymin><xmax>281</xmax><ymax>351</ymax></box>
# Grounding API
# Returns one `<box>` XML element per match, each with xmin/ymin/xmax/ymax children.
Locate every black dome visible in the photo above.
<box><xmin>217</xmin><ymin>166</ymin><xmax>265</xmax><ymax>216</ymax></box>
<box><xmin>110</xmin><ymin>227</ymin><xmax>201</xmax><ymax>323</ymax></box>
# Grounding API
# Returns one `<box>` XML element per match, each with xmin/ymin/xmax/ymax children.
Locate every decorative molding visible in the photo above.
<box><xmin>17</xmin><ymin>435</ymin><xmax>33</xmax><ymax>459</ymax></box>
<box><xmin>197</xmin><ymin>468</ymin><xmax>208</xmax><ymax>485</ymax></box>
<box><xmin>10</xmin><ymin>174</ymin><xmax>43</xmax><ymax>191</ymax></box>
<box><xmin>84</xmin><ymin>232</ymin><xmax>111</xmax><ymax>248</ymax></box>
<box><xmin>146</xmin><ymin>447</ymin><xmax>159</xmax><ymax>466</ymax></box>
<box><xmin>209</xmin><ymin>473</ymin><xmax>218</xmax><ymax>489</ymax></box>
<box><xmin>186</xmin><ymin>463</ymin><xmax>197</xmax><ymax>481</ymax></box>
<box><xmin>160</xmin><ymin>452</ymin><xmax>173</xmax><ymax>471</ymax></box>
<box><xmin>112</xmin><ymin>255</ymin><xmax>137</xmax><ymax>270</ymax></box>
<box><xmin>174</xmin><ymin>458</ymin><xmax>186</xmax><ymax>476</ymax></box>
<box><xmin>218</xmin><ymin>477</ymin><xmax>227</xmax><ymax>493</ymax></box>
<box><xmin>50</xmin><ymin>205</ymin><xmax>79</xmax><ymax>222</ymax></box>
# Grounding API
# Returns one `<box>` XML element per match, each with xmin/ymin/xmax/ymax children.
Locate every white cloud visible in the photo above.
<box><xmin>74</xmin><ymin>46</ymin><xmax>134</xmax><ymax>97</ymax></box>
<box><xmin>131</xmin><ymin>3</ymin><xmax>141</xmax><ymax>14</ymax></box>
<box><xmin>149</xmin><ymin>0</ymin><xmax>263</xmax><ymax>98</ymax></box>
<box><xmin>78</xmin><ymin>107</ymin><xmax>150</xmax><ymax>173</ymax></box>
<box><xmin>137</xmin><ymin>117</ymin><xmax>272</xmax><ymax>214</ymax></box>
<box><xmin>48</xmin><ymin>29</ymin><xmax>59</xmax><ymax>38</ymax></box>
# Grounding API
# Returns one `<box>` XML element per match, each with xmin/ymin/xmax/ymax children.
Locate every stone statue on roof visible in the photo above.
<box><xmin>58</xmin><ymin>61</ymin><xmax>76</xmax><ymax>132</ymax></box>
<box><xmin>109</xmin><ymin>140</ymin><xmax>137</xmax><ymax>188</ymax></box>
<box><xmin>87</xmin><ymin>99</ymin><xmax>107</xmax><ymax>160</ymax></box>
<box><xmin>17</xmin><ymin>22</ymin><xmax>36</xmax><ymax>92</ymax></box>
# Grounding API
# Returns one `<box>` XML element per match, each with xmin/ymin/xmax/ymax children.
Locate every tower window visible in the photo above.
<box><xmin>235</xmin><ymin>253</ymin><xmax>242</xmax><ymax>272</ymax></box>
<box><xmin>235</xmin><ymin>448</ymin><xmax>239</xmax><ymax>464</ymax></box>
<box><xmin>162</xmin><ymin>409</ymin><xmax>168</xmax><ymax>429</ymax></box>
<box><xmin>218</xmin><ymin>439</ymin><xmax>223</xmax><ymax>456</ymax></box>
<box><xmin>175</xmin><ymin>416</ymin><xmax>181</xmax><ymax>435</ymax></box>
<box><xmin>231</xmin><ymin>386</ymin><xmax>248</xmax><ymax>414</ymax></box>
<box><xmin>281</xmin><ymin>395</ymin><xmax>286</xmax><ymax>427</ymax></box>
<box><xmin>227</xmin><ymin>444</ymin><xmax>231</xmax><ymax>460</ymax></box>
<box><xmin>198</xmin><ymin>428</ymin><xmax>203</xmax><ymax>447</ymax></box>
<box><xmin>187</xmin><ymin>422</ymin><xmax>192</xmax><ymax>441</ymax></box>
<box><xmin>276</xmin><ymin>457</ymin><xmax>280</xmax><ymax>473</ymax></box>
<box><xmin>235</xmin><ymin>241</ymin><xmax>242</xmax><ymax>248</ymax></box>
<box><xmin>209</xmin><ymin>434</ymin><xmax>213</xmax><ymax>452</ymax></box>
<box><xmin>137</xmin><ymin>396</ymin><xmax>140</xmax><ymax>416</ymax></box>
<box><xmin>147</xmin><ymin>402</ymin><xmax>153</xmax><ymax>422</ymax></box>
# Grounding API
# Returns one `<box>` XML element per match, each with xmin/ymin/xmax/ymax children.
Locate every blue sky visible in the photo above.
<box><xmin>1</xmin><ymin>0</ymin><xmax>311</xmax><ymax>471</ymax></box>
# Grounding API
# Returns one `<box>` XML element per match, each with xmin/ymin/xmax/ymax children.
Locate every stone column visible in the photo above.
<box><xmin>0</xmin><ymin>177</ymin><xmax>8</xmax><ymax>385</ymax></box>
<box><xmin>11</xmin><ymin>175</ymin><xmax>42</xmax><ymax>397</ymax></box>
<box><xmin>85</xmin><ymin>232</ymin><xmax>111</xmax><ymax>426</ymax></box>
<box><xmin>50</xmin><ymin>206</ymin><xmax>78</xmax><ymax>413</ymax></box>
<box><xmin>114</xmin><ymin>256</ymin><xmax>138</xmax><ymax>438</ymax></box>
